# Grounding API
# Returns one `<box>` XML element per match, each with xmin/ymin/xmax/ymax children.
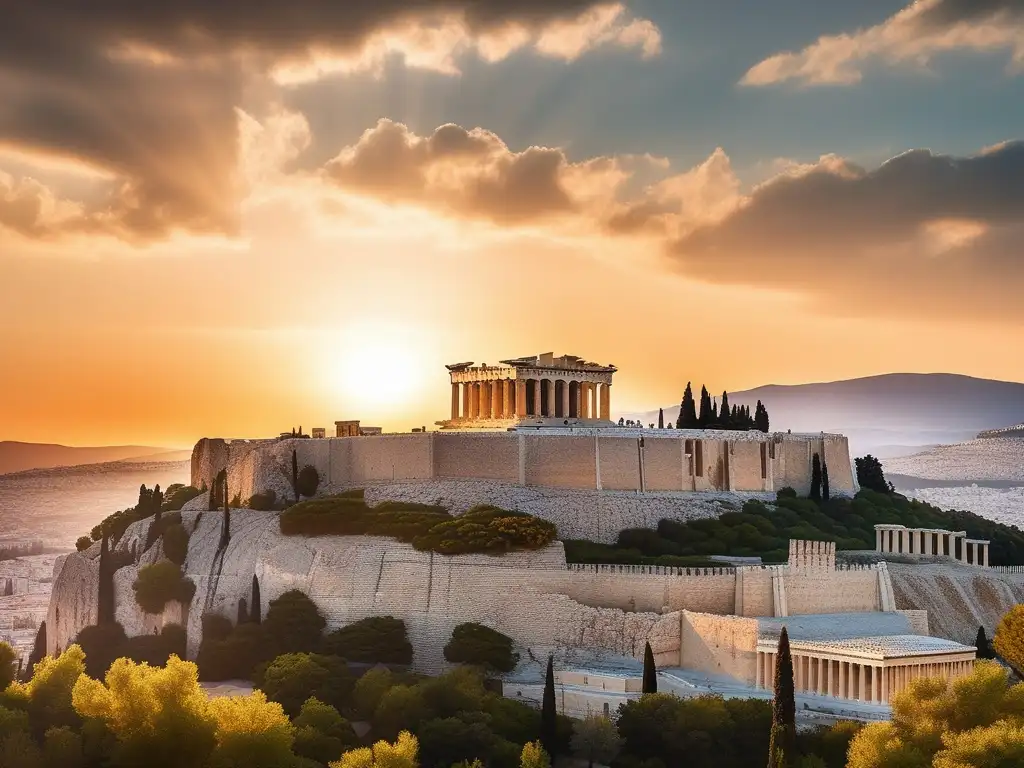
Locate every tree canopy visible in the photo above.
<box><xmin>443</xmin><ymin>623</ymin><xmax>519</xmax><ymax>673</ymax></box>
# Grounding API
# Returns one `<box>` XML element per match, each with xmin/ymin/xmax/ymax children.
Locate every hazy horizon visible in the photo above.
<box><xmin>3</xmin><ymin>1</ymin><xmax>1024</xmax><ymax>446</ymax></box>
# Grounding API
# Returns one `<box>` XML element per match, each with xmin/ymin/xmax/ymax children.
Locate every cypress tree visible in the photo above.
<box><xmin>810</xmin><ymin>453</ymin><xmax>822</xmax><ymax>502</ymax></box>
<box><xmin>768</xmin><ymin>627</ymin><xmax>796</xmax><ymax>768</ymax></box>
<box><xmin>976</xmin><ymin>626</ymin><xmax>993</xmax><ymax>659</ymax></box>
<box><xmin>220</xmin><ymin>479</ymin><xmax>231</xmax><ymax>550</ymax></box>
<box><xmin>719</xmin><ymin>392</ymin><xmax>731</xmax><ymax>429</ymax></box>
<box><xmin>698</xmin><ymin>386</ymin><xmax>712</xmax><ymax>428</ymax></box>
<box><xmin>237</xmin><ymin>598</ymin><xmax>248</xmax><ymax>625</ymax></box>
<box><xmin>642</xmin><ymin>642</ymin><xmax>657</xmax><ymax>694</ymax></box>
<box><xmin>292</xmin><ymin>449</ymin><xmax>299</xmax><ymax>503</ymax></box>
<box><xmin>98</xmin><ymin>534</ymin><xmax>114</xmax><ymax>625</ymax></box>
<box><xmin>27</xmin><ymin>621</ymin><xmax>46</xmax><ymax>673</ymax></box>
<box><xmin>250</xmin><ymin>575</ymin><xmax>262</xmax><ymax>624</ymax></box>
<box><xmin>711</xmin><ymin>397</ymin><xmax>718</xmax><ymax>424</ymax></box>
<box><xmin>658</xmin><ymin>408</ymin><xmax>664</xmax><ymax>429</ymax></box>
<box><xmin>541</xmin><ymin>655</ymin><xmax>558</xmax><ymax>757</ymax></box>
<box><xmin>677</xmin><ymin>382</ymin><xmax>698</xmax><ymax>429</ymax></box>
<box><xmin>822</xmin><ymin>458</ymin><xmax>830</xmax><ymax>502</ymax></box>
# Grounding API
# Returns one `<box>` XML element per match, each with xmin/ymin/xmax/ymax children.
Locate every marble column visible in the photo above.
<box><xmin>469</xmin><ymin>383</ymin><xmax>479</xmax><ymax>418</ymax></box>
<box><xmin>533</xmin><ymin>379</ymin><xmax>542</xmax><ymax>417</ymax></box>
<box><xmin>462</xmin><ymin>383</ymin><xmax>472</xmax><ymax>418</ymax></box>
<box><xmin>581</xmin><ymin>383</ymin><xmax>591</xmax><ymax>419</ymax></box>
<box><xmin>840</xmin><ymin>662</ymin><xmax>848</xmax><ymax>699</ymax></box>
<box><xmin>923</xmin><ymin>532</ymin><xmax>932</xmax><ymax>556</ymax></box>
<box><xmin>881</xmin><ymin>665</ymin><xmax>889</xmax><ymax>703</ymax></box>
<box><xmin>451</xmin><ymin>383</ymin><xmax>460</xmax><ymax>420</ymax></box>
<box><xmin>859</xmin><ymin>664</ymin><xmax>867</xmax><ymax>701</ymax></box>
<box><xmin>515</xmin><ymin>380</ymin><xmax>526</xmax><ymax>417</ymax></box>
<box><xmin>756</xmin><ymin>652</ymin><xmax>764</xmax><ymax>688</ymax></box>
<box><xmin>876</xmin><ymin>529</ymin><xmax>883</xmax><ymax>552</ymax></box>
<box><xmin>561</xmin><ymin>380</ymin><xmax>570</xmax><ymax>419</ymax></box>
<box><xmin>545</xmin><ymin>379</ymin><xmax>555</xmax><ymax>418</ymax></box>
<box><xmin>491</xmin><ymin>380</ymin><xmax>502</xmax><ymax>418</ymax></box>
<box><xmin>477</xmin><ymin>381</ymin><xmax>488</xmax><ymax>418</ymax></box>
<box><xmin>502</xmin><ymin>380</ymin><xmax>512</xmax><ymax>418</ymax></box>
<box><xmin>983</xmin><ymin>543</ymin><xmax>990</xmax><ymax>567</ymax></box>
<box><xmin>600</xmin><ymin>383</ymin><xmax>611</xmax><ymax>420</ymax></box>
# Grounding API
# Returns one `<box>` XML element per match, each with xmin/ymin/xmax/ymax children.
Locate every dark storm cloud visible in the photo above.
<box><xmin>0</xmin><ymin>0</ymin><xmax>618</xmax><ymax>241</ymax></box>
<box><xmin>671</xmin><ymin>142</ymin><xmax>1024</xmax><ymax>319</ymax></box>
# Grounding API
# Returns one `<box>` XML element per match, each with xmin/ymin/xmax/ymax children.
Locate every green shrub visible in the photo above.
<box><xmin>292</xmin><ymin>697</ymin><xmax>358</xmax><ymax>765</ymax></box>
<box><xmin>443</xmin><ymin>623</ymin><xmax>519</xmax><ymax>673</ymax></box>
<box><xmin>162</xmin><ymin>523</ymin><xmax>189</xmax><ymax>566</ymax></box>
<box><xmin>263</xmin><ymin>590</ymin><xmax>326</xmax><ymax>657</ymax></box>
<box><xmin>75</xmin><ymin>622</ymin><xmax>129</xmax><ymax>678</ymax></box>
<box><xmin>296</xmin><ymin>465</ymin><xmax>320</xmax><ymax>498</ymax></box>
<box><xmin>132</xmin><ymin>560</ymin><xmax>196</xmax><ymax>614</ymax></box>
<box><xmin>279</xmin><ymin>498</ymin><xmax>556</xmax><ymax>556</ymax></box>
<box><xmin>256</xmin><ymin>653</ymin><xmax>353</xmax><ymax>716</ymax></box>
<box><xmin>196</xmin><ymin>614</ymin><xmax>269</xmax><ymax>682</ymax></box>
<box><xmin>324</xmin><ymin>616</ymin><xmax>413</xmax><ymax>665</ymax></box>
<box><xmin>248</xmin><ymin>489</ymin><xmax>277</xmax><ymax>511</ymax></box>
<box><xmin>578</xmin><ymin>491</ymin><xmax>1024</xmax><ymax>566</ymax></box>
<box><xmin>122</xmin><ymin>624</ymin><xmax>187</xmax><ymax>667</ymax></box>
<box><xmin>163</xmin><ymin>485</ymin><xmax>202</xmax><ymax>511</ymax></box>
<box><xmin>75</xmin><ymin>537</ymin><xmax>92</xmax><ymax>552</ymax></box>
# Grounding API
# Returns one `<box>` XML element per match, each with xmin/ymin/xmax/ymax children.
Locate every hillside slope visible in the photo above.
<box><xmin>631</xmin><ymin>373</ymin><xmax>1024</xmax><ymax>457</ymax></box>
<box><xmin>0</xmin><ymin>441</ymin><xmax>178</xmax><ymax>475</ymax></box>
<box><xmin>885</xmin><ymin>436</ymin><xmax>1024</xmax><ymax>483</ymax></box>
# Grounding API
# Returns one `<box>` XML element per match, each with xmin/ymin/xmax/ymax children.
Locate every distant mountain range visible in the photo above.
<box><xmin>0</xmin><ymin>441</ymin><xmax>189</xmax><ymax>476</ymax></box>
<box><xmin>627</xmin><ymin>373</ymin><xmax>1024</xmax><ymax>459</ymax></box>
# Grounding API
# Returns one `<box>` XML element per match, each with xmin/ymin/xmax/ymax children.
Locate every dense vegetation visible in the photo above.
<box><xmin>847</xmin><ymin>661</ymin><xmax>1024</xmax><ymax>767</ymax></box>
<box><xmin>132</xmin><ymin>559</ymin><xmax>196</xmax><ymax>614</ymax></box>
<box><xmin>443</xmin><ymin>623</ymin><xmax>519</xmax><ymax>673</ymax></box>
<box><xmin>280</xmin><ymin>497</ymin><xmax>557</xmax><ymax>556</ymax></box>
<box><xmin>570</xmin><ymin>487</ymin><xmax>1024</xmax><ymax>565</ymax></box>
<box><xmin>324</xmin><ymin>617</ymin><xmax>414</xmax><ymax>665</ymax></box>
<box><xmin>0</xmin><ymin>540</ymin><xmax>46</xmax><ymax>561</ymax></box>
<box><xmin>85</xmin><ymin>483</ymin><xmax>200</xmax><ymax>544</ymax></box>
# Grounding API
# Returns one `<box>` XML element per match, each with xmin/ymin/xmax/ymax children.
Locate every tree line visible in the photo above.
<box><xmin>673</xmin><ymin>382</ymin><xmax>770</xmax><ymax>431</ymax></box>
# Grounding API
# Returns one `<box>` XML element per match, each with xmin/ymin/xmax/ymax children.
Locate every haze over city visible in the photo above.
<box><xmin>3</xmin><ymin>0</ymin><xmax>1024</xmax><ymax>447</ymax></box>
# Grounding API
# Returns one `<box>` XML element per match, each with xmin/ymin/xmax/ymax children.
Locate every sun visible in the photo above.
<box><xmin>329</xmin><ymin>322</ymin><xmax>432</xmax><ymax>414</ymax></box>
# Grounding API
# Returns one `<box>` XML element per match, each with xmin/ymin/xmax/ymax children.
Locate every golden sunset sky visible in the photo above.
<box><xmin>3</xmin><ymin>1</ymin><xmax>1024</xmax><ymax>447</ymax></box>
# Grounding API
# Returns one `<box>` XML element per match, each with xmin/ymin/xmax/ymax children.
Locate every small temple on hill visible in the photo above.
<box><xmin>439</xmin><ymin>353</ymin><xmax>617</xmax><ymax>429</ymax></box>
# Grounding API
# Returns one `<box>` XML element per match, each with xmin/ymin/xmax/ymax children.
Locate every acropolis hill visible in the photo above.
<box><xmin>43</xmin><ymin>353</ymin><xmax>1024</xmax><ymax>720</ymax></box>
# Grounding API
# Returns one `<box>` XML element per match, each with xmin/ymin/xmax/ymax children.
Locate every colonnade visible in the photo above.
<box><xmin>874</xmin><ymin>525</ymin><xmax>989</xmax><ymax>567</ymax></box>
<box><xmin>450</xmin><ymin>378</ymin><xmax>611</xmax><ymax>421</ymax></box>
<box><xmin>755</xmin><ymin>650</ymin><xmax>975</xmax><ymax>705</ymax></box>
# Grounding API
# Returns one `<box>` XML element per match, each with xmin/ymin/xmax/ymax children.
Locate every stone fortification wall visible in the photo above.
<box><xmin>190</xmin><ymin>430</ymin><xmax>856</xmax><ymax>507</ymax></box>
<box><xmin>680</xmin><ymin>611</ymin><xmax>759</xmax><ymax>682</ymax></box>
<box><xmin>889</xmin><ymin>563</ymin><xmax>1024</xmax><ymax>645</ymax></box>
<box><xmin>785</xmin><ymin>568</ymin><xmax>880</xmax><ymax>615</ymax></box>
<box><xmin>564</xmin><ymin>564</ymin><xmax>737</xmax><ymax>614</ymax></box>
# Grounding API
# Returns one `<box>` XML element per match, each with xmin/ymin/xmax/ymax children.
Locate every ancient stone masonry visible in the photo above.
<box><xmin>875</xmin><ymin>524</ymin><xmax>990</xmax><ymax>567</ymax></box>
<box><xmin>440</xmin><ymin>352</ymin><xmax>617</xmax><ymax>429</ymax></box>
<box><xmin>189</xmin><ymin>429</ymin><xmax>857</xmax><ymax>519</ymax></box>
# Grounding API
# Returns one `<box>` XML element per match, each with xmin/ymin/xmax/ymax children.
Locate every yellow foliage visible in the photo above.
<box><xmin>519</xmin><ymin>740</ymin><xmax>551</xmax><ymax>768</ymax></box>
<box><xmin>72</xmin><ymin>654</ymin><xmax>212</xmax><ymax>735</ymax></box>
<box><xmin>994</xmin><ymin>605</ymin><xmax>1024</xmax><ymax>673</ymax></box>
<box><xmin>848</xmin><ymin>661</ymin><xmax>1024</xmax><ymax>768</ymax></box>
<box><xmin>934</xmin><ymin>721</ymin><xmax>1024</xmax><ymax>768</ymax></box>
<box><xmin>330</xmin><ymin>730</ymin><xmax>418</xmax><ymax>768</ymax></box>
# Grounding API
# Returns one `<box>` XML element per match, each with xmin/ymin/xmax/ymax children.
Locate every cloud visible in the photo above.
<box><xmin>323</xmin><ymin>119</ymin><xmax>633</xmax><ymax>226</ymax></box>
<box><xmin>670</xmin><ymin>141</ymin><xmax>1024</xmax><ymax>320</ymax></box>
<box><xmin>741</xmin><ymin>0</ymin><xmax>1024</xmax><ymax>86</ymax></box>
<box><xmin>0</xmin><ymin>1</ymin><xmax>659</xmax><ymax>243</ymax></box>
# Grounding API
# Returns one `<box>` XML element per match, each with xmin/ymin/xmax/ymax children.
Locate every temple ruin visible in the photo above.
<box><xmin>440</xmin><ymin>353</ymin><xmax>616</xmax><ymax>429</ymax></box>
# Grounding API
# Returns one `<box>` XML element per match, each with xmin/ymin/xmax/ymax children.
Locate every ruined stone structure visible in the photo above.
<box><xmin>439</xmin><ymin>353</ymin><xmax>616</xmax><ymax>429</ymax></box>
<box><xmin>190</xmin><ymin>429</ymin><xmax>857</xmax><ymax>541</ymax></box>
<box><xmin>875</xmin><ymin>524</ymin><xmax>990</xmax><ymax>566</ymax></box>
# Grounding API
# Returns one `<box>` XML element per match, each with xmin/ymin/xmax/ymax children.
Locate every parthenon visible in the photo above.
<box><xmin>439</xmin><ymin>353</ymin><xmax>616</xmax><ymax>429</ymax></box>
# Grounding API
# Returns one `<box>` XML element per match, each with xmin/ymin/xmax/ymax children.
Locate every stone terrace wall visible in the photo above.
<box><xmin>564</xmin><ymin>564</ymin><xmax>736</xmax><ymax>614</ymax></box>
<box><xmin>680</xmin><ymin>611</ymin><xmax>759</xmax><ymax>682</ymax></box>
<box><xmin>785</xmin><ymin>567</ymin><xmax>880</xmax><ymax>615</ymax></box>
<box><xmin>190</xmin><ymin>430</ymin><xmax>856</xmax><ymax>504</ymax></box>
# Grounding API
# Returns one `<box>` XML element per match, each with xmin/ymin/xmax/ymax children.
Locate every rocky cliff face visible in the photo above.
<box><xmin>889</xmin><ymin>562</ymin><xmax>1024</xmax><ymax>644</ymax></box>
<box><xmin>46</xmin><ymin>509</ymin><xmax>680</xmax><ymax>672</ymax></box>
